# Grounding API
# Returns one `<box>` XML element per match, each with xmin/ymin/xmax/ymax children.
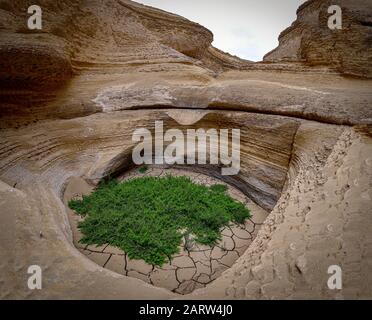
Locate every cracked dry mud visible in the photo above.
<box><xmin>65</xmin><ymin>167</ymin><xmax>268</xmax><ymax>294</ymax></box>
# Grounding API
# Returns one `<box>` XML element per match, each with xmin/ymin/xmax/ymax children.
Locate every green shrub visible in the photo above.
<box><xmin>69</xmin><ymin>176</ymin><xmax>251</xmax><ymax>266</ymax></box>
<box><xmin>210</xmin><ymin>184</ymin><xmax>228</xmax><ymax>193</ymax></box>
<box><xmin>138</xmin><ymin>165</ymin><xmax>149</xmax><ymax>174</ymax></box>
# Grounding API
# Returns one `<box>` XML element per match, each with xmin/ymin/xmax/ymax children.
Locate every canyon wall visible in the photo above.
<box><xmin>264</xmin><ymin>0</ymin><xmax>372</xmax><ymax>78</ymax></box>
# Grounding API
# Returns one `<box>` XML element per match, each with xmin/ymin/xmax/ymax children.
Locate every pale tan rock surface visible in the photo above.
<box><xmin>0</xmin><ymin>0</ymin><xmax>371</xmax><ymax>299</ymax></box>
<box><xmin>185</xmin><ymin>125</ymin><xmax>372</xmax><ymax>299</ymax></box>
<box><xmin>264</xmin><ymin>0</ymin><xmax>372</xmax><ymax>78</ymax></box>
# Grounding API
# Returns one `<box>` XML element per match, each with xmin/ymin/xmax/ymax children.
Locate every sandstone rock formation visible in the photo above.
<box><xmin>264</xmin><ymin>0</ymin><xmax>372</xmax><ymax>78</ymax></box>
<box><xmin>0</xmin><ymin>0</ymin><xmax>371</xmax><ymax>299</ymax></box>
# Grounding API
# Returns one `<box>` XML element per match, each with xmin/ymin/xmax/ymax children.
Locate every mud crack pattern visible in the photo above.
<box><xmin>66</xmin><ymin>167</ymin><xmax>268</xmax><ymax>294</ymax></box>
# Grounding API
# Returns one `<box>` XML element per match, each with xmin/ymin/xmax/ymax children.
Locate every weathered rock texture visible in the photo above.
<box><xmin>187</xmin><ymin>125</ymin><xmax>372</xmax><ymax>300</ymax></box>
<box><xmin>264</xmin><ymin>0</ymin><xmax>372</xmax><ymax>78</ymax></box>
<box><xmin>0</xmin><ymin>0</ymin><xmax>371</xmax><ymax>299</ymax></box>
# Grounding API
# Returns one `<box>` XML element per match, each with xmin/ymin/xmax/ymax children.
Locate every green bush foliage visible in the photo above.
<box><xmin>138</xmin><ymin>165</ymin><xmax>149</xmax><ymax>174</ymax></box>
<box><xmin>69</xmin><ymin>176</ymin><xmax>251</xmax><ymax>266</ymax></box>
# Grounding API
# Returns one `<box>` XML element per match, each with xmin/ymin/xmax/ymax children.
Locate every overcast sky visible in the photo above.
<box><xmin>139</xmin><ymin>0</ymin><xmax>306</xmax><ymax>61</ymax></box>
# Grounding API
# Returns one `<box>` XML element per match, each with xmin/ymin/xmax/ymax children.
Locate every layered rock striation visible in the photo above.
<box><xmin>264</xmin><ymin>0</ymin><xmax>372</xmax><ymax>78</ymax></box>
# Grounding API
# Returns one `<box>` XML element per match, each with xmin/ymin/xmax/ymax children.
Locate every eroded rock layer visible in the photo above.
<box><xmin>264</xmin><ymin>0</ymin><xmax>372</xmax><ymax>78</ymax></box>
<box><xmin>0</xmin><ymin>0</ymin><xmax>371</xmax><ymax>299</ymax></box>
